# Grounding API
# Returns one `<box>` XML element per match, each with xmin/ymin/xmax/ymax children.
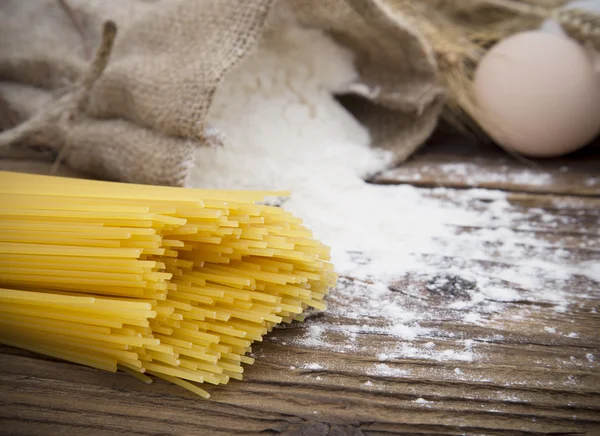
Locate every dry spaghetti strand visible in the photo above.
<box><xmin>0</xmin><ymin>171</ymin><xmax>336</xmax><ymax>397</ymax></box>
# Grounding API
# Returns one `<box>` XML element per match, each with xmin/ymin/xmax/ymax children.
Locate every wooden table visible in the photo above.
<box><xmin>1</xmin><ymin>139</ymin><xmax>599</xmax><ymax>435</ymax></box>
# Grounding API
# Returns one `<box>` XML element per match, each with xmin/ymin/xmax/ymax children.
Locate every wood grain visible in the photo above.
<box><xmin>372</xmin><ymin>135</ymin><xmax>600</xmax><ymax>197</ymax></box>
<box><xmin>1</xmin><ymin>141</ymin><xmax>599</xmax><ymax>435</ymax></box>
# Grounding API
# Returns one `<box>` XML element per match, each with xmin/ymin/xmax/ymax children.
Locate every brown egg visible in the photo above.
<box><xmin>473</xmin><ymin>31</ymin><xmax>600</xmax><ymax>158</ymax></box>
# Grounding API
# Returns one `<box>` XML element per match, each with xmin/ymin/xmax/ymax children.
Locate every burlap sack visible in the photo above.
<box><xmin>0</xmin><ymin>0</ymin><xmax>443</xmax><ymax>186</ymax></box>
<box><xmin>289</xmin><ymin>0</ymin><xmax>444</xmax><ymax>163</ymax></box>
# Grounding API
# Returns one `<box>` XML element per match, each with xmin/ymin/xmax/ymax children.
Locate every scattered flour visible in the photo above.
<box><xmin>389</xmin><ymin>323</ymin><xmax>424</xmax><ymax>340</ymax></box>
<box><xmin>434</xmin><ymin>163</ymin><xmax>554</xmax><ymax>186</ymax></box>
<box><xmin>192</xmin><ymin>11</ymin><xmax>600</xmax><ymax>365</ymax></box>
<box><xmin>302</xmin><ymin>363</ymin><xmax>324</xmax><ymax>371</ymax></box>
<box><xmin>367</xmin><ymin>364</ymin><xmax>411</xmax><ymax>378</ymax></box>
<box><xmin>413</xmin><ymin>398</ymin><xmax>433</xmax><ymax>404</ymax></box>
<box><xmin>585</xmin><ymin>177</ymin><xmax>599</xmax><ymax>187</ymax></box>
<box><xmin>380</xmin><ymin>341</ymin><xmax>476</xmax><ymax>363</ymax></box>
<box><xmin>499</xmin><ymin>393</ymin><xmax>525</xmax><ymax>403</ymax></box>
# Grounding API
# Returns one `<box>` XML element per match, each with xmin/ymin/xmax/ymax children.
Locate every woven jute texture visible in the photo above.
<box><xmin>0</xmin><ymin>0</ymin><xmax>443</xmax><ymax>185</ymax></box>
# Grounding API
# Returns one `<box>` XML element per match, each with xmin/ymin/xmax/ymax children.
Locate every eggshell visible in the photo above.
<box><xmin>473</xmin><ymin>31</ymin><xmax>600</xmax><ymax>158</ymax></box>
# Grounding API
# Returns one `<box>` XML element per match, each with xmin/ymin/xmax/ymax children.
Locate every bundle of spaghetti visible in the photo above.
<box><xmin>0</xmin><ymin>171</ymin><xmax>336</xmax><ymax>398</ymax></box>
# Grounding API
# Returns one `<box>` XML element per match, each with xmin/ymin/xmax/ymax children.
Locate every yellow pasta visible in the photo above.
<box><xmin>0</xmin><ymin>171</ymin><xmax>336</xmax><ymax>398</ymax></box>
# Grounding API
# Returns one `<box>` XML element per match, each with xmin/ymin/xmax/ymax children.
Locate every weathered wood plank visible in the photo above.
<box><xmin>1</xmin><ymin>146</ymin><xmax>598</xmax><ymax>435</ymax></box>
<box><xmin>372</xmin><ymin>135</ymin><xmax>600</xmax><ymax>197</ymax></box>
<box><xmin>1</xmin><ymin>210</ymin><xmax>598</xmax><ymax>434</ymax></box>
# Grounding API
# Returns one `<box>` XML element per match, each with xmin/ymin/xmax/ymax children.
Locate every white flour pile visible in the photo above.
<box><xmin>193</xmin><ymin>16</ymin><xmax>599</xmax><ymax>365</ymax></box>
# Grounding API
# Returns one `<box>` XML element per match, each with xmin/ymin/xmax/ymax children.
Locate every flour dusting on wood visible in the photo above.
<box><xmin>193</xmin><ymin>16</ymin><xmax>600</xmax><ymax>369</ymax></box>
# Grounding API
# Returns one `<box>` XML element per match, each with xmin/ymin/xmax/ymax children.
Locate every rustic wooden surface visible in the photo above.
<box><xmin>373</xmin><ymin>135</ymin><xmax>600</xmax><ymax>197</ymax></box>
<box><xmin>1</xmin><ymin>140</ymin><xmax>599</xmax><ymax>436</ymax></box>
